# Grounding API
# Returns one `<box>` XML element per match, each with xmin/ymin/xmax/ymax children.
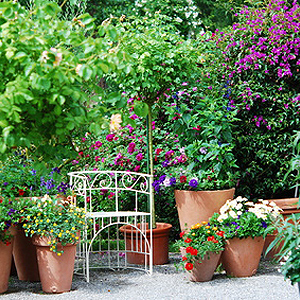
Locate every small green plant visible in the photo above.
<box><xmin>267</xmin><ymin>213</ymin><xmax>300</xmax><ymax>285</ymax></box>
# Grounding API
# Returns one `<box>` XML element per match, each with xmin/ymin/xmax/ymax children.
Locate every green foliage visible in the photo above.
<box><xmin>113</xmin><ymin>14</ymin><xmax>201</xmax><ymax>108</ymax></box>
<box><xmin>0</xmin><ymin>1</ymin><xmax>127</xmax><ymax>166</ymax></box>
<box><xmin>267</xmin><ymin>213</ymin><xmax>300</xmax><ymax>284</ymax></box>
<box><xmin>23</xmin><ymin>195</ymin><xmax>88</xmax><ymax>254</ymax></box>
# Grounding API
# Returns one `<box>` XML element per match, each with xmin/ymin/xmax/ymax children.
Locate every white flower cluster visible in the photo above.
<box><xmin>217</xmin><ymin>196</ymin><xmax>282</xmax><ymax>222</ymax></box>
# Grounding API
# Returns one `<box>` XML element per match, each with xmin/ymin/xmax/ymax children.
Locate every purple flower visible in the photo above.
<box><xmin>231</xmin><ymin>221</ymin><xmax>238</xmax><ymax>225</ymax></box>
<box><xmin>261</xmin><ymin>221</ymin><xmax>268</xmax><ymax>228</ymax></box>
<box><xmin>189</xmin><ymin>179</ymin><xmax>198</xmax><ymax>188</ymax></box>
<box><xmin>3</xmin><ymin>182</ymin><xmax>8</xmax><ymax>186</ymax></box>
<box><xmin>170</xmin><ymin>177</ymin><xmax>176</xmax><ymax>186</ymax></box>
<box><xmin>158</xmin><ymin>175</ymin><xmax>166</xmax><ymax>184</ymax></box>
<box><xmin>161</xmin><ymin>160</ymin><xmax>169</xmax><ymax>168</ymax></box>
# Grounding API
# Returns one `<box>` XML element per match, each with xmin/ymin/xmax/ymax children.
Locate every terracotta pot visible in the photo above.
<box><xmin>13</xmin><ymin>228</ymin><xmax>40</xmax><ymax>281</ymax></box>
<box><xmin>263</xmin><ymin>198</ymin><xmax>300</xmax><ymax>259</ymax></box>
<box><xmin>181</xmin><ymin>248</ymin><xmax>222</xmax><ymax>282</ymax></box>
<box><xmin>32</xmin><ymin>235</ymin><xmax>77</xmax><ymax>294</ymax></box>
<box><xmin>0</xmin><ymin>240</ymin><xmax>13</xmax><ymax>293</ymax></box>
<box><xmin>175</xmin><ymin>188</ymin><xmax>235</xmax><ymax>231</ymax></box>
<box><xmin>120</xmin><ymin>222</ymin><xmax>172</xmax><ymax>265</ymax></box>
<box><xmin>221</xmin><ymin>236</ymin><xmax>264</xmax><ymax>277</ymax></box>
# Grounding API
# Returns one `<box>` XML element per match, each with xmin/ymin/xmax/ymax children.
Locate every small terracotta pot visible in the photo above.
<box><xmin>32</xmin><ymin>235</ymin><xmax>78</xmax><ymax>294</ymax></box>
<box><xmin>181</xmin><ymin>248</ymin><xmax>222</xmax><ymax>282</ymax></box>
<box><xmin>120</xmin><ymin>222</ymin><xmax>172</xmax><ymax>265</ymax></box>
<box><xmin>221</xmin><ymin>236</ymin><xmax>264</xmax><ymax>277</ymax></box>
<box><xmin>175</xmin><ymin>188</ymin><xmax>235</xmax><ymax>232</ymax></box>
<box><xmin>0</xmin><ymin>240</ymin><xmax>13</xmax><ymax>293</ymax></box>
<box><xmin>13</xmin><ymin>228</ymin><xmax>40</xmax><ymax>281</ymax></box>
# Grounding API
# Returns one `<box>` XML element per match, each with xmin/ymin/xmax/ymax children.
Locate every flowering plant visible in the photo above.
<box><xmin>23</xmin><ymin>195</ymin><xmax>88</xmax><ymax>254</ymax></box>
<box><xmin>0</xmin><ymin>196</ymin><xmax>31</xmax><ymax>244</ymax></box>
<box><xmin>176</xmin><ymin>220</ymin><xmax>225</xmax><ymax>272</ymax></box>
<box><xmin>214</xmin><ymin>196</ymin><xmax>282</xmax><ymax>239</ymax></box>
<box><xmin>0</xmin><ymin>155</ymin><xmax>69</xmax><ymax>198</ymax></box>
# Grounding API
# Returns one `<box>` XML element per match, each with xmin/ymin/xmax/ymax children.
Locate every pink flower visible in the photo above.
<box><xmin>82</xmin><ymin>137</ymin><xmax>86</xmax><ymax>142</ymax></box>
<box><xmin>129</xmin><ymin>114</ymin><xmax>138</xmax><ymax>120</ymax></box>
<box><xmin>192</xmin><ymin>87</ymin><xmax>197</xmax><ymax>91</ymax></box>
<box><xmin>78</xmin><ymin>151</ymin><xmax>84</xmax><ymax>156</ymax></box>
<box><xmin>136</xmin><ymin>153</ymin><xmax>143</xmax><ymax>161</ymax></box>
<box><xmin>95</xmin><ymin>156</ymin><xmax>100</xmax><ymax>162</ymax></box>
<box><xmin>108</xmin><ymin>192</ymin><xmax>115</xmax><ymax>199</ymax></box>
<box><xmin>134</xmin><ymin>165</ymin><xmax>141</xmax><ymax>172</ymax></box>
<box><xmin>106</xmin><ymin>134</ymin><xmax>115</xmax><ymax>142</ymax></box>
<box><xmin>72</xmin><ymin>160</ymin><xmax>79</xmax><ymax>165</ymax></box>
<box><xmin>94</xmin><ymin>141</ymin><xmax>102</xmax><ymax>149</ymax></box>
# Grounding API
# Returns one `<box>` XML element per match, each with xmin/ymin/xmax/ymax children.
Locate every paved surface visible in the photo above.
<box><xmin>2</xmin><ymin>254</ymin><xmax>299</xmax><ymax>300</ymax></box>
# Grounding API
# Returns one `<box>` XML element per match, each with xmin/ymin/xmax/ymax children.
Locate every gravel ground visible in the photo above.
<box><xmin>2</xmin><ymin>254</ymin><xmax>299</xmax><ymax>300</ymax></box>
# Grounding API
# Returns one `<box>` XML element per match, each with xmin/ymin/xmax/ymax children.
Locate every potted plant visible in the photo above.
<box><xmin>214</xmin><ymin>196</ymin><xmax>281</xmax><ymax>277</ymax></box>
<box><xmin>0</xmin><ymin>196</ymin><xmax>25</xmax><ymax>293</ymax></box>
<box><xmin>0</xmin><ymin>154</ymin><xmax>70</xmax><ymax>282</ymax></box>
<box><xmin>22</xmin><ymin>194</ymin><xmax>87</xmax><ymax>294</ymax></box>
<box><xmin>266</xmin><ymin>213</ymin><xmax>300</xmax><ymax>293</ymax></box>
<box><xmin>176</xmin><ymin>219</ymin><xmax>225</xmax><ymax>282</ymax></box>
<box><xmin>109</xmin><ymin>14</ymin><xmax>201</xmax><ymax>264</ymax></box>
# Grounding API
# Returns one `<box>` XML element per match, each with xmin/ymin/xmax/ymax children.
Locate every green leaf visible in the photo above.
<box><xmin>54</xmin><ymin>105</ymin><xmax>61</xmax><ymax>116</ymax></box>
<box><xmin>3</xmin><ymin>7</ymin><xmax>13</xmax><ymax>18</ymax></box>
<box><xmin>134</xmin><ymin>102</ymin><xmax>148</xmax><ymax>117</ymax></box>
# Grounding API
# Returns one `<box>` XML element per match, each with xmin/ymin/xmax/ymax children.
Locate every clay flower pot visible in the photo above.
<box><xmin>13</xmin><ymin>228</ymin><xmax>40</xmax><ymax>281</ymax></box>
<box><xmin>32</xmin><ymin>235</ymin><xmax>78</xmax><ymax>294</ymax></box>
<box><xmin>175</xmin><ymin>188</ymin><xmax>235</xmax><ymax>231</ymax></box>
<box><xmin>120</xmin><ymin>222</ymin><xmax>172</xmax><ymax>265</ymax></box>
<box><xmin>221</xmin><ymin>236</ymin><xmax>264</xmax><ymax>277</ymax></box>
<box><xmin>0</xmin><ymin>240</ymin><xmax>13</xmax><ymax>294</ymax></box>
<box><xmin>181</xmin><ymin>248</ymin><xmax>222</xmax><ymax>282</ymax></box>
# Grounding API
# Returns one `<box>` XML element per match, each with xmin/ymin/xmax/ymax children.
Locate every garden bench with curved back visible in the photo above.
<box><xmin>68</xmin><ymin>171</ymin><xmax>153</xmax><ymax>282</ymax></box>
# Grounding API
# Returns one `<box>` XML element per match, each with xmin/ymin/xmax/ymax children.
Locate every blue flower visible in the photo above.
<box><xmin>158</xmin><ymin>175</ymin><xmax>166</xmax><ymax>184</ymax></box>
<box><xmin>261</xmin><ymin>221</ymin><xmax>268</xmax><ymax>228</ymax></box>
<box><xmin>170</xmin><ymin>177</ymin><xmax>176</xmax><ymax>186</ymax></box>
<box><xmin>189</xmin><ymin>179</ymin><xmax>198</xmax><ymax>188</ymax></box>
<box><xmin>231</xmin><ymin>221</ymin><xmax>238</xmax><ymax>225</ymax></box>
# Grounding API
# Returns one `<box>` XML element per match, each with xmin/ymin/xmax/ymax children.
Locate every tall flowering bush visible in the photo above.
<box><xmin>216</xmin><ymin>0</ymin><xmax>300</xmax><ymax>198</ymax></box>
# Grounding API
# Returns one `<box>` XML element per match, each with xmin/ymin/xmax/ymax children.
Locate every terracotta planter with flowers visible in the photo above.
<box><xmin>175</xmin><ymin>188</ymin><xmax>235</xmax><ymax>231</ymax></box>
<box><xmin>32</xmin><ymin>235</ymin><xmax>77</xmax><ymax>293</ymax></box>
<box><xmin>22</xmin><ymin>195</ymin><xmax>87</xmax><ymax>293</ymax></box>
<box><xmin>177</xmin><ymin>220</ymin><xmax>225</xmax><ymax>282</ymax></box>
<box><xmin>221</xmin><ymin>236</ymin><xmax>264</xmax><ymax>277</ymax></box>
<box><xmin>215</xmin><ymin>196</ymin><xmax>281</xmax><ymax>277</ymax></box>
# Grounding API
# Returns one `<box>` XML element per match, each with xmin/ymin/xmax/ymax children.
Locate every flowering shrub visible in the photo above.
<box><xmin>23</xmin><ymin>195</ymin><xmax>88</xmax><ymax>254</ymax></box>
<box><xmin>177</xmin><ymin>220</ymin><xmax>225</xmax><ymax>271</ymax></box>
<box><xmin>215</xmin><ymin>0</ymin><xmax>300</xmax><ymax>198</ymax></box>
<box><xmin>214</xmin><ymin>196</ymin><xmax>281</xmax><ymax>239</ymax></box>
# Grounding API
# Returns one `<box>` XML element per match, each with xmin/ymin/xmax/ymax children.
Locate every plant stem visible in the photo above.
<box><xmin>147</xmin><ymin>105</ymin><xmax>156</xmax><ymax>228</ymax></box>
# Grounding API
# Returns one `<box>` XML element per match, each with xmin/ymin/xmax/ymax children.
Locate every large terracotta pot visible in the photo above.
<box><xmin>13</xmin><ymin>228</ymin><xmax>40</xmax><ymax>281</ymax></box>
<box><xmin>175</xmin><ymin>188</ymin><xmax>235</xmax><ymax>231</ymax></box>
<box><xmin>32</xmin><ymin>235</ymin><xmax>77</xmax><ymax>293</ymax></box>
<box><xmin>0</xmin><ymin>240</ymin><xmax>13</xmax><ymax>293</ymax></box>
<box><xmin>221</xmin><ymin>236</ymin><xmax>264</xmax><ymax>277</ymax></box>
<box><xmin>120</xmin><ymin>222</ymin><xmax>172</xmax><ymax>265</ymax></box>
<box><xmin>263</xmin><ymin>198</ymin><xmax>300</xmax><ymax>259</ymax></box>
<box><xmin>181</xmin><ymin>248</ymin><xmax>222</xmax><ymax>282</ymax></box>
